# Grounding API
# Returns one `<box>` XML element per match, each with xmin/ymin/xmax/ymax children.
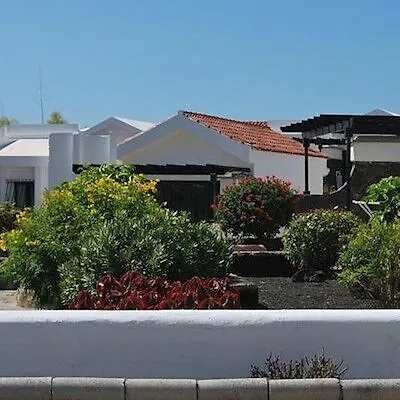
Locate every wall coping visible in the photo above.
<box><xmin>0</xmin><ymin>378</ymin><xmax>399</xmax><ymax>400</ymax></box>
<box><xmin>0</xmin><ymin>309</ymin><xmax>400</xmax><ymax>324</ymax></box>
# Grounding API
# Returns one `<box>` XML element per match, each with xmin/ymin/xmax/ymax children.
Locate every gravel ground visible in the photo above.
<box><xmin>246</xmin><ymin>277</ymin><xmax>381</xmax><ymax>309</ymax></box>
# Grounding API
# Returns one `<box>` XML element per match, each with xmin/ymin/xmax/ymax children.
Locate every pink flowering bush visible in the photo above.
<box><xmin>213</xmin><ymin>176</ymin><xmax>298</xmax><ymax>239</ymax></box>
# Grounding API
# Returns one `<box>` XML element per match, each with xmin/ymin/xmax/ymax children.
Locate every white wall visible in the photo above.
<box><xmin>1</xmin><ymin>124</ymin><xmax>78</xmax><ymax>139</ymax></box>
<box><xmin>352</xmin><ymin>140</ymin><xmax>400</xmax><ymax>162</ymax></box>
<box><xmin>250</xmin><ymin>150</ymin><xmax>328</xmax><ymax>194</ymax></box>
<box><xmin>120</xmin><ymin>130</ymin><xmax>250</xmax><ymax>169</ymax></box>
<box><xmin>81</xmin><ymin>135</ymin><xmax>113</xmax><ymax>164</ymax></box>
<box><xmin>1</xmin><ymin>310</ymin><xmax>400</xmax><ymax>379</ymax></box>
<box><xmin>34</xmin><ymin>167</ymin><xmax>48</xmax><ymax>206</ymax></box>
<box><xmin>323</xmin><ymin>147</ymin><xmax>343</xmax><ymax>160</ymax></box>
<box><xmin>48</xmin><ymin>133</ymin><xmax>73</xmax><ymax>190</ymax></box>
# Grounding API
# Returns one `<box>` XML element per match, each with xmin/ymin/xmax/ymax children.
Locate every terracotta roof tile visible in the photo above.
<box><xmin>182</xmin><ymin>111</ymin><xmax>326</xmax><ymax>158</ymax></box>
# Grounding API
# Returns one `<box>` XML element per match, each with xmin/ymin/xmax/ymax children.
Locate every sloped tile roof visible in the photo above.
<box><xmin>183</xmin><ymin>111</ymin><xmax>326</xmax><ymax>158</ymax></box>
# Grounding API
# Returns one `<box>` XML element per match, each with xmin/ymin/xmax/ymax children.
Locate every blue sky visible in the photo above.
<box><xmin>1</xmin><ymin>0</ymin><xmax>399</xmax><ymax>126</ymax></box>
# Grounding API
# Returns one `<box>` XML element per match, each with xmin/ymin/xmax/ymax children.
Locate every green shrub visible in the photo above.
<box><xmin>250</xmin><ymin>350</ymin><xmax>347</xmax><ymax>379</ymax></box>
<box><xmin>0</xmin><ymin>203</ymin><xmax>19</xmax><ymax>234</ymax></box>
<box><xmin>213</xmin><ymin>176</ymin><xmax>297</xmax><ymax>239</ymax></box>
<box><xmin>1</xmin><ymin>164</ymin><xmax>232</xmax><ymax>308</ymax></box>
<box><xmin>59</xmin><ymin>209</ymin><xmax>232</xmax><ymax>305</ymax></box>
<box><xmin>283</xmin><ymin>209</ymin><xmax>361</xmax><ymax>275</ymax></box>
<box><xmin>363</xmin><ymin>176</ymin><xmax>400</xmax><ymax>222</ymax></box>
<box><xmin>338</xmin><ymin>220</ymin><xmax>400</xmax><ymax>306</ymax></box>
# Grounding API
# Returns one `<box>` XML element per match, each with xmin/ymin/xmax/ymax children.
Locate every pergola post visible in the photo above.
<box><xmin>345</xmin><ymin>120</ymin><xmax>353</xmax><ymax>210</ymax></box>
<box><xmin>303</xmin><ymin>138</ymin><xmax>310</xmax><ymax>195</ymax></box>
<box><xmin>209</xmin><ymin>173</ymin><xmax>218</xmax><ymax>218</ymax></box>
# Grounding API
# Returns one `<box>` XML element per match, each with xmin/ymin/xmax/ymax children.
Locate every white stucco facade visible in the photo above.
<box><xmin>0</xmin><ymin>310</ymin><xmax>400</xmax><ymax>379</ymax></box>
<box><xmin>0</xmin><ymin>125</ymin><xmax>79</xmax><ymax>206</ymax></box>
<box><xmin>0</xmin><ymin>123</ymin><xmax>120</xmax><ymax>205</ymax></box>
<box><xmin>250</xmin><ymin>149</ymin><xmax>328</xmax><ymax>194</ymax></box>
<box><xmin>121</xmin><ymin>130</ymin><xmax>250</xmax><ymax>169</ymax></box>
<box><xmin>351</xmin><ymin>137</ymin><xmax>400</xmax><ymax>162</ymax></box>
<box><xmin>119</xmin><ymin>114</ymin><xmax>328</xmax><ymax>194</ymax></box>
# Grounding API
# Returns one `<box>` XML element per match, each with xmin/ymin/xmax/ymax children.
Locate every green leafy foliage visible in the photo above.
<box><xmin>250</xmin><ymin>350</ymin><xmax>347</xmax><ymax>379</ymax></box>
<box><xmin>213</xmin><ymin>176</ymin><xmax>298</xmax><ymax>239</ymax></box>
<box><xmin>363</xmin><ymin>176</ymin><xmax>400</xmax><ymax>222</ymax></box>
<box><xmin>59</xmin><ymin>210</ymin><xmax>232</xmax><ymax>305</ymax></box>
<box><xmin>0</xmin><ymin>203</ymin><xmax>19</xmax><ymax>235</ymax></box>
<box><xmin>47</xmin><ymin>111</ymin><xmax>66</xmax><ymax>124</ymax></box>
<box><xmin>1</xmin><ymin>164</ymin><xmax>232</xmax><ymax>308</ymax></box>
<box><xmin>0</xmin><ymin>117</ymin><xmax>17</xmax><ymax>128</ymax></box>
<box><xmin>283</xmin><ymin>209</ymin><xmax>361</xmax><ymax>274</ymax></box>
<box><xmin>338</xmin><ymin>220</ymin><xmax>400</xmax><ymax>306</ymax></box>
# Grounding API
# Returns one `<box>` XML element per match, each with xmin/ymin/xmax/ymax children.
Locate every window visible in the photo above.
<box><xmin>5</xmin><ymin>180</ymin><xmax>34</xmax><ymax>208</ymax></box>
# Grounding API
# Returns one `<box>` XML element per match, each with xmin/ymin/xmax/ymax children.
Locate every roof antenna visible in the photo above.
<box><xmin>38</xmin><ymin>67</ymin><xmax>45</xmax><ymax>124</ymax></box>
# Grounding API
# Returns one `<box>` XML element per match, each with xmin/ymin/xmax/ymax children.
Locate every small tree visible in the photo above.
<box><xmin>0</xmin><ymin>117</ymin><xmax>17</xmax><ymax>127</ymax></box>
<box><xmin>47</xmin><ymin>111</ymin><xmax>66</xmax><ymax>124</ymax></box>
<box><xmin>213</xmin><ymin>176</ymin><xmax>298</xmax><ymax>239</ymax></box>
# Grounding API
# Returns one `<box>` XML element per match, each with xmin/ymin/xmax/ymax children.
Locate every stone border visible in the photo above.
<box><xmin>0</xmin><ymin>378</ymin><xmax>400</xmax><ymax>400</ymax></box>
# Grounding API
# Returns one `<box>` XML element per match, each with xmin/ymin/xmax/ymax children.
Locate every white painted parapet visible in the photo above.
<box><xmin>81</xmin><ymin>134</ymin><xmax>112</xmax><ymax>164</ymax></box>
<box><xmin>1</xmin><ymin>310</ymin><xmax>400</xmax><ymax>379</ymax></box>
<box><xmin>0</xmin><ymin>378</ymin><xmax>400</xmax><ymax>400</ymax></box>
<box><xmin>48</xmin><ymin>133</ymin><xmax>73</xmax><ymax>190</ymax></box>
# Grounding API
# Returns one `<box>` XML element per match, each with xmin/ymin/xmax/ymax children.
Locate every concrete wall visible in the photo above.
<box><xmin>81</xmin><ymin>135</ymin><xmax>112</xmax><ymax>164</ymax></box>
<box><xmin>323</xmin><ymin>146</ymin><xmax>343</xmax><ymax>160</ymax></box>
<box><xmin>250</xmin><ymin>150</ymin><xmax>328</xmax><ymax>194</ymax></box>
<box><xmin>34</xmin><ymin>167</ymin><xmax>48</xmax><ymax>206</ymax></box>
<box><xmin>48</xmin><ymin>133</ymin><xmax>73</xmax><ymax>190</ymax></box>
<box><xmin>1</xmin><ymin>310</ymin><xmax>400</xmax><ymax>379</ymax></box>
<box><xmin>352</xmin><ymin>140</ymin><xmax>400</xmax><ymax>162</ymax></box>
<box><xmin>0</xmin><ymin>377</ymin><xmax>399</xmax><ymax>400</ymax></box>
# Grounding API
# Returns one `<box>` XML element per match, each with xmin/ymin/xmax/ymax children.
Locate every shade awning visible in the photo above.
<box><xmin>281</xmin><ymin>115</ymin><xmax>400</xmax><ymax>138</ymax></box>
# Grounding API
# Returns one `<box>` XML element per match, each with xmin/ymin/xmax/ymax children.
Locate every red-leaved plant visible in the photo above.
<box><xmin>69</xmin><ymin>271</ymin><xmax>241</xmax><ymax>310</ymax></box>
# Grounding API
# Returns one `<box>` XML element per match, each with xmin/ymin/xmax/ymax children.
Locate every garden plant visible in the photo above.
<box><xmin>250</xmin><ymin>350</ymin><xmax>347</xmax><ymax>379</ymax></box>
<box><xmin>363</xmin><ymin>176</ymin><xmax>400</xmax><ymax>222</ymax></box>
<box><xmin>283</xmin><ymin>209</ymin><xmax>360</xmax><ymax>278</ymax></box>
<box><xmin>213</xmin><ymin>176</ymin><xmax>298</xmax><ymax>240</ymax></box>
<box><xmin>337</xmin><ymin>176</ymin><xmax>400</xmax><ymax>306</ymax></box>
<box><xmin>0</xmin><ymin>164</ymin><xmax>233</xmax><ymax>308</ymax></box>
<box><xmin>69</xmin><ymin>271</ymin><xmax>241</xmax><ymax>310</ymax></box>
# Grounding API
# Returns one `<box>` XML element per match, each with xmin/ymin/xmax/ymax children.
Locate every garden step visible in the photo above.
<box><xmin>233</xmin><ymin>250</ymin><xmax>293</xmax><ymax>278</ymax></box>
<box><xmin>240</xmin><ymin>237</ymin><xmax>283</xmax><ymax>251</ymax></box>
<box><xmin>229</xmin><ymin>275</ymin><xmax>259</xmax><ymax>309</ymax></box>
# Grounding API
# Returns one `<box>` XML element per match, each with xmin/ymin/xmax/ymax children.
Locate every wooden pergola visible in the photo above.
<box><xmin>281</xmin><ymin>114</ymin><xmax>400</xmax><ymax>208</ymax></box>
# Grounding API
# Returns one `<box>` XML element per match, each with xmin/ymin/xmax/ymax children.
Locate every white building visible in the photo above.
<box><xmin>117</xmin><ymin>111</ymin><xmax>328</xmax><ymax>194</ymax></box>
<box><xmin>0</xmin><ymin>123</ymin><xmax>118</xmax><ymax>207</ymax></box>
<box><xmin>0</xmin><ymin>109</ymin><xmax>348</xmax><ymax>209</ymax></box>
<box><xmin>0</xmin><ymin>124</ymin><xmax>78</xmax><ymax>207</ymax></box>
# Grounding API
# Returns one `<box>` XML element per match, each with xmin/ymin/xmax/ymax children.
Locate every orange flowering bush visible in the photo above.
<box><xmin>213</xmin><ymin>176</ymin><xmax>298</xmax><ymax>239</ymax></box>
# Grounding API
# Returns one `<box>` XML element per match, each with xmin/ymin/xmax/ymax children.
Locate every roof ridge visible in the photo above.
<box><xmin>182</xmin><ymin>110</ymin><xmax>270</xmax><ymax>127</ymax></box>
